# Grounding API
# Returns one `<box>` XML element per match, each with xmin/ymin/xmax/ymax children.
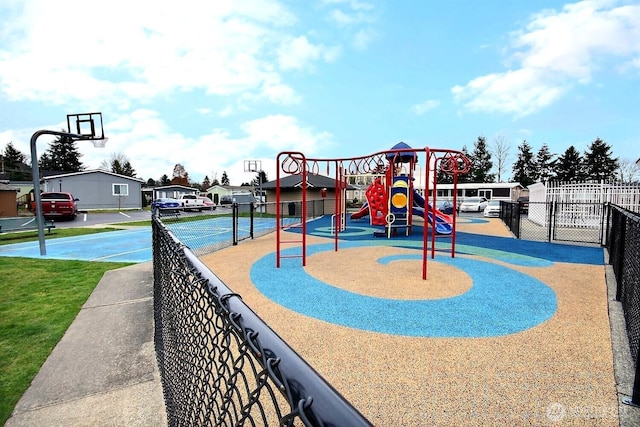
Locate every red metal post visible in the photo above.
<box><xmin>422</xmin><ymin>148</ymin><xmax>430</xmax><ymax>280</ymax></box>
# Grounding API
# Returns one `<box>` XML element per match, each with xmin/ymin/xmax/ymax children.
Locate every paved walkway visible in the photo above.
<box><xmin>5</xmin><ymin>262</ymin><xmax>166</xmax><ymax>426</ymax></box>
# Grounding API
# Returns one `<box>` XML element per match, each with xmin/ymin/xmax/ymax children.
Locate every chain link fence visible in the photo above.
<box><xmin>155</xmin><ymin>201</ymin><xmax>313</xmax><ymax>257</ymax></box>
<box><xmin>152</xmin><ymin>214</ymin><xmax>372</xmax><ymax>426</ymax></box>
<box><xmin>500</xmin><ymin>201</ymin><xmax>605</xmax><ymax>245</ymax></box>
<box><xmin>605</xmin><ymin>204</ymin><xmax>640</xmax><ymax>404</ymax></box>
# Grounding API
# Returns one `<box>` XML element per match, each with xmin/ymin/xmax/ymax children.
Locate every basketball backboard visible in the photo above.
<box><xmin>244</xmin><ymin>160</ymin><xmax>261</xmax><ymax>173</ymax></box>
<box><xmin>67</xmin><ymin>112</ymin><xmax>105</xmax><ymax>140</ymax></box>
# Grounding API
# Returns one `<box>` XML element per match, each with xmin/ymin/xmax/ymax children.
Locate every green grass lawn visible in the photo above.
<box><xmin>0</xmin><ymin>230</ymin><xmax>133</xmax><ymax>424</ymax></box>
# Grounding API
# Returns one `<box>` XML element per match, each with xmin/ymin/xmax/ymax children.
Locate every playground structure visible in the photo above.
<box><xmin>275</xmin><ymin>142</ymin><xmax>471</xmax><ymax>279</ymax></box>
<box><xmin>350</xmin><ymin>142</ymin><xmax>456</xmax><ymax>237</ymax></box>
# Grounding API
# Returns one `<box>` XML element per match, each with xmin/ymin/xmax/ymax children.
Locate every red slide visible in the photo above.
<box><xmin>351</xmin><ymin>202</ymin><xmax>370</xmax><ymax>219</ymax></box>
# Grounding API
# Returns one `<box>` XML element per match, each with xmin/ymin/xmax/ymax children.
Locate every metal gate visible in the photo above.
<box><xmin>503</xmin><ymin>201</ymin><xmax>606</xmax><ymax>245</ymax></box>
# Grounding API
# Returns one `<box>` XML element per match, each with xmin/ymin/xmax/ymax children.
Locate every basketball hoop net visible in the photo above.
<box><xmin>91</xmin><ymin>138</ymin><xmax>108</xmax><ymax>148</ymax></box>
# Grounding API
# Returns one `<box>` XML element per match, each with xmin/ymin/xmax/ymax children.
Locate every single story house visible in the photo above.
<box><xmin>151</xmin><ymin>185</ymin><xmax>200</xmax><ymax>201</ymax></box>
<box><xmin>42</xmin><ymin>170</ymin><xmax>144</xmax><ymax>210</ymax></box>
<box><xmin>204</xmin><ymin>185</ymin><xmax>258</xmax><ymax>205</ymax></box>
<box><xmin>429</xmin><ymin>182</ymin><xmax>526</xmax><ymax>202</ymax></box>
<box><xmin>261</xmin><ymin>174</ymin><xmax>355</xmax><ymax>216</ymax></box>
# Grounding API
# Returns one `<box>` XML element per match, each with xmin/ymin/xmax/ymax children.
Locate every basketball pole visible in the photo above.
<box><xmin>31</xmin><ymin>113</ymin><xmax>106</xmax><ymax>255</ymax></box>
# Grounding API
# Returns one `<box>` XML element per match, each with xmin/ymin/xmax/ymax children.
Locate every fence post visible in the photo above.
<box><xmin>600</xmin><ymin>203</ymin><xmax>609</xmax><ymax>246</ymax></box>
<box><xmin>614</xmin><ymin>214</ymin><xmax>626</xmax><ymax>302</ymax></box>
<box><xmin>622</xmin><ymin>346</ymin><xmax>640</xmax><ymax>406</ymax></box>
<box><xmin>515</xmin><ymin>203</ymin><xmax>521</xmax><ymax>238</ymax></box>
<box><xmin>547</xmin><ymin>201</ymin><xmax>555</xmax><ymax>242</ymax></box>
<box><xmin>232</xmin><ymin>202</ymin><xmax>238</xmax><ymax>245</ymax></box>
<box><xmin>250</xmin><ymin>202</ymin><xmax>255</xmax><ymax>239</ymax></box>
<box><xmin>626</xmin><ymin>356</ymin><xmax>640</xmax><ymax>405</ymax></box>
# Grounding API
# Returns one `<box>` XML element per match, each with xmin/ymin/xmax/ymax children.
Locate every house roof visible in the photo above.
<box><xmin>434</xmin><ymin>182</ymin><xmax>523</xmax><ymax>190</ymax></box>
<box><xmin>262</xmin><ymin>174</ymin><xmax>356</xmax><ymax>190</ymax></box>
<box><xmin>42</xmin><ymin>169</ymin><xmax>144</xmax><ymax>183</ymax></box>
<box><xmin>152</xmin><ymin>184</ymin><xmax>198</xmax><ymax>191</ymax></box>
<box><xmin>204</xmin><ymin>185</ymin><xmax>255</xmax><ymax>193</ymax></box>
<box><xmin>0</xmin><ymin>182</ymin><xmax>18</xmax><ymax>192</ymax></box>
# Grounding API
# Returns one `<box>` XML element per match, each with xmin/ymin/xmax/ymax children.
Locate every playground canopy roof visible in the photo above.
<box><xmin>386</xmin><ymin>141</ymin><xmax>418</xmax><ymax>163</ymax></box>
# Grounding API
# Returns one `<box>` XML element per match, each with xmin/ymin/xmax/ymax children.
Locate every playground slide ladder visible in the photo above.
<box><xmin>276</xmin><ymin>152</ymin><xmax>307</xmax><ymax>267</ymax></box>
<box><xmin>276</xmin><ymin>218</ymin><xmax>306</xmax><ymax>266</ymax></box>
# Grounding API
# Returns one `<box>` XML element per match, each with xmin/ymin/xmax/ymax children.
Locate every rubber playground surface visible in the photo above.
<box><xmin>199</xmin><ymin>215</ymin><xmax>618</xmax><ymax>425</ymax></box>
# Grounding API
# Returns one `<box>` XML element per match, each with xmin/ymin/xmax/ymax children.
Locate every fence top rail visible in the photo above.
<box><xmin>611</xmin><ymin>203</ymin><xmax>640</xmax><ymax>222</ymax></box>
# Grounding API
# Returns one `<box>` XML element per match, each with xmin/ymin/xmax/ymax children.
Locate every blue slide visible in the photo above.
<box><xmin>412</xmin><ymin>191</ymin><xmax>453</xmax><ymax>235</ymax></box>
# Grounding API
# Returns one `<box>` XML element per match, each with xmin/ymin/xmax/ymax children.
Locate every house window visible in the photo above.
<box><xmin>112</xmin><ymin>183</ymin><xmax>129</xmax><ymax>196</ymax></box>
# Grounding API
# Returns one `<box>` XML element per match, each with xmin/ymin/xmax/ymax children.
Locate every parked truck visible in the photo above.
<box><xmin>30</xmin><ymin>192</ymin><xmax>79</xmax><ymax>220</ymax></box>
<box><xmin>177</xmin><ymin>194</ymin><xmax>205</xmax><ymax>211</ymax></box>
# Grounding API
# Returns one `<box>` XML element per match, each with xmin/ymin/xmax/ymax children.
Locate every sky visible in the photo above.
<box><xmin>1</xmin><ymin>0</ymin><xmax>639</xmax><ymax>186</ymax></box>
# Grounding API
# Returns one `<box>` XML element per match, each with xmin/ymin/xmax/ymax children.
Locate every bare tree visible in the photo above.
<box><xmin>171</xmin><ymin>163</ymin><xmax>189</xmax><ymax>186</ymax></box>
<box><xmin>491</xmin><ymin>135</ymin><xmax>511</xmax><ymax>182</ymax></box>
<box><xmin>617</xmin><ymin>158</ymin><xmax>640</xmax><ymax>182</ymax></box>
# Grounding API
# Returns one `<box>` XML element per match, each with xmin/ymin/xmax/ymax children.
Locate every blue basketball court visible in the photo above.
<box><xmin>0</xmin><ymin>217</ymin><xmax>292</xmax><ymax>263</ymax></box>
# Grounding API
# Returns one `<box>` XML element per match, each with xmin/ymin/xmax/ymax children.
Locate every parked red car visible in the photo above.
<box><xmin>31</xmin><ymin>192</ymin><xmax>79</xmax><ymax>220</ymax></box>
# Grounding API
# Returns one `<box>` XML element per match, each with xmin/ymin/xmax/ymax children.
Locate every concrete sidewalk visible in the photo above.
<box><xmin>6</xmin><ymin>262</ymin><xmax>167</xmax><ymax>426</ymax></box>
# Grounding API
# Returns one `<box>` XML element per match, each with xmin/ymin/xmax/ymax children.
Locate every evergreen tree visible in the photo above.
<box><xmin>2</xmin><ymin>142</ymin><xmax>30</xmax><ymax>180</ymax></box>
<box><xmin>583</xmin><ymin>138</ymin><xmax>618</xmax><ymax>181</ymax></box>
<box><xmin>437</xmin><ymin>150</ymin><xmax>471</xmax><ymax>184</ymax></box>
<box><xmin>146</xmin><ymin>178</ymin><xmax>157</xmax><ymax>187</ymax></box>
<box><xmin>202</xmin><ymin>175</ymin><xmax>211</xmax><ymax>189</ymax></box>
<box><xmin>511</xmin><ymin>140</ymin><xmax>536</xmax><ymax>187</ymax></box>
<box><xmin>38</xmin><ymin>134</ymin><xmax>84</xmax><ymax>172</ymax></box>
<box><xmin>457</xmin><ymin>145</ymin><xmax>474</xmax><ymax>183</ymax></box>
<box><xmin>221</xmin><ymin>171</ymin><xmax>230</xmax><ymax>186</ymax></box>
<box><xmin>159</xmin><ymin>174</ymin><xmax>170</xmax><ymax>185</ymax></box>
<box><xmin>534</xmin><ymin>143</ymin><xmax>555</xmax><ymax>183</ymax></box>
<box><xmin>253</xmin><ymin>171</ymin><xmax>268</xmax><ymax>186</ymax></box>
<box><xmin>100</xmin><ymin>153</ymin><xmax>136</xmax><ymax>177</ymax></box>
<box><xmin>109</xmin><ymin>159</ymin><xmax>136</xmax><ymax>177</ymax></box>
<box><xmin>469</xmin><ymin>136</ymin><xmax>495</xmax><ymax>182</ymax></box>
<box><xmin>553</xmin><ymin>146</ymin><xmax>584</xmax><ymax>182</ymax></box>
<box><xmin>436</xmin><ymin>164</ymin><xmax>454</xmax><ymax>184</ymax></box>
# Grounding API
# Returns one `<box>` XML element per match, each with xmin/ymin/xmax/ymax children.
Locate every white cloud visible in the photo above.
<box><xmin>0</xmin><ymin>0</ymin><xmax>305</xmax><ymax>110</ymax></box>
<box><xmin>69</xmin><ymin>111</ymin><xmax>335</xmax><ymax>183</ymax></box>
<box><xmin>323</xmin><ymin>0</ymin><xmax>377</xmax><ymax>27</ymax></box>
<box><xmin>452</xmin><ymin>68</ymin><xmax>566</xmax><ymax>117</ymax></box>
<box><xmin>321</xmin><ymin>0</ymin><xmax>374</xmax><ymax>10</ymax></box>
<box><xmin>353</xmin><ymin>28</ymin><xmax>377</xmax><ymax>50</ymax></box>
<box><xmin>277</xmin><ymin>35</ymin><xmax>341</xmax><ymax>70</ymax></box>
<box><xmin>241</xmin><ymin>115</ymin><xmax>334</xmax><ymax>155</ymax></box>
<box><xmin>0</xmin><ymin>0</ymin><xmax>364</xmax><ymax>184</ymax></box>
<box><xmin>453</xmin><ymin>0</ymin><xmax>640</xmax><ymax>117</ymax></box>
<box><xmin>412</xmin><ymin>100</ymin><xmax>440</xmax><ymax>115</ymax></box>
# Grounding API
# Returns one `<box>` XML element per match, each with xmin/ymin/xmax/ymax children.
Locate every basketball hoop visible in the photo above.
<box><xmin>91</xmin><ymin>137</ymin><xmax>108</xmax><ymax>148</ymax></box>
